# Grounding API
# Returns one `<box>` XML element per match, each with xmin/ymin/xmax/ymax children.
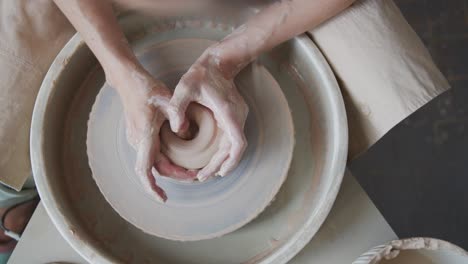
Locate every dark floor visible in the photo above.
<box><xmin>350</xmin><ymin>0</ymin><xmax>468</xmax><ymax>249</ymax></box>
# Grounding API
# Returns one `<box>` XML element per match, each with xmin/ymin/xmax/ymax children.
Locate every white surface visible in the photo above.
<box><xmin>9</xmin><ymin>171</ymin><xmax>397</xmax><ymax>263</ymax></box>
<box><xmin>9</xmin><ymin>203</ymin><xmax>85</xmax><ymax>264</ymax></box>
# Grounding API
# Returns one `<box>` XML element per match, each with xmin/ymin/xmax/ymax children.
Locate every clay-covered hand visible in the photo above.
<box><xmin>110</xmin><ymin>66</ymin><xmax>196</xmax><ymax>202</ymax></box>
<box><xmin>167</xmin><ymin>47</ymin><xmax>249</xmax><ymax>181</ymax></box>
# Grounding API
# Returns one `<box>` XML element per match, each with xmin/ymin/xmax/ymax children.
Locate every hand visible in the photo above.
<box><xmin>167</xmin><ymin>47</ymin><xmax>249</xmax><ymax>181</ymax></box>
<box><xmin>109</xmin><ymin>65</ymin><xmax>196</xmax><ymax>202</ymax></box>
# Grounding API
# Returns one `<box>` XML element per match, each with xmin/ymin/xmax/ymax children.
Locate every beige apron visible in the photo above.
<box><xmin>0</xmin><ymin>0</ymin><xmax>449</xmax><ymax>190</ymax></box>
<box><xmin>309</xmin><ymin>0</ymin><xmax>449</xmax><ymax>158</ymax></box>
<box><xmin>0</xmin><ymin>0</ymin><xmax>74</xmax><ymax>190</ymax></box>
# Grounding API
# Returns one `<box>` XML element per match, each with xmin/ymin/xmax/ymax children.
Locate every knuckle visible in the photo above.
<box><xmin>241</xmin><ymin>137</ymin><xmax>248</xmax><ymax>150</ymax></box>
<box><xmin>241</xmin><ymin>101</ymin><xmax>249</xmax><ymax>115</ymax></box>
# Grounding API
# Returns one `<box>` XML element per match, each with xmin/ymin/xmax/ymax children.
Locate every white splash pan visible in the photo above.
<box><xmin>353</xmin><ymin>237</ymin><xmax>468</xmax><ymax>264</ymax></box>
<box><xmin>31</xmin><ymin>13</ymin><xmax>348</xmax><ymax>263</ymax></box>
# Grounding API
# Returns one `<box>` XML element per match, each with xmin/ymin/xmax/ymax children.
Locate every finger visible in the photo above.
<box><xmin>150</xmin><ymin>168</ymin><xmax>168</xmax><ymax>202</ymax></box>
<box><xmin>135</xmin><ymin>138</ymin><xmax>167</xmax><ymax>202</ymax></box>
<box><xmin>197</xmin><ymin>137</ymin><xmax>230</xmax><ymax>182</ymax></box>
<box><xmin>134</xmin><ymin>115</ymin><xmax>169</xmax><ymax>202</ymax></box>
<box><xmin>218</xmin><ymin>131</ymin><xmax>247</xmax><ymax>176</ymax></box>
<box><xmin>207</xmin><ymin>103</ymin><xmax>248</xmax><ymax>176</ymax></box>
<box><xmin>155</xmin><ymin>155</ymin><xmax>198</xmax><ymax>182</ymax></box>
<box><xmin>169</xmin><ymin>82</ymin><xmax>192</xmax><ymax>133</ymax></box>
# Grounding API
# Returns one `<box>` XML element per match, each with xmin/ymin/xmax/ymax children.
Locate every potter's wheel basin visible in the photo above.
<box><xmin>31</xmin><ymin>14</ymin><xmax>347</xmax><ymax>264</ymax></box>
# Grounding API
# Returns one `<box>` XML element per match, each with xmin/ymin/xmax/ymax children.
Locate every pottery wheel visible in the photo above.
<box><xmin>87</xmin><ymin>39</ymin><xmax>294</xmax><ymax>241</ymax></box>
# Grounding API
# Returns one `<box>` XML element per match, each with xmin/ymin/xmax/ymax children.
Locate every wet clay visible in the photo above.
<box><xmin>160</xmin><ymin>103</ymin><xmax>222</xmax><ymax>170</ymax></box>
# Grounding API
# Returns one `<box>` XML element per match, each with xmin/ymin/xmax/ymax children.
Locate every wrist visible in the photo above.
<box><xmin>202</xmin><ymin>41</ymin><xmax>252</xmax><ymax>80</ymax></box>
<box><xmin>104</xmin><ymin>58</ymin><xmax>146</xmax><ymax>91</ymax></box>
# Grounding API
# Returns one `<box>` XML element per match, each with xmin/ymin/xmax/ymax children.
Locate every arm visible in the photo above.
<box><xmin>211</xmin><ymin>0</ymin><xmax>356</xmax><ymax>79</ymax></box>
<box><xmin>53</xmin><ymin>0</ymin><xmax>196</xmax><ymax>202</ymax></box>
<box><xmin>111</xmin><ymin>0</ymin><xmax>210</xmax><ymax>15</ymax></box>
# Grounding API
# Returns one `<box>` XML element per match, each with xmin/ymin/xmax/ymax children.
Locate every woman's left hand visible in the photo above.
<box><xmin>166</xmin><ymin>47</ymin><xmax>249</xmax><ymax>181</ymax></box>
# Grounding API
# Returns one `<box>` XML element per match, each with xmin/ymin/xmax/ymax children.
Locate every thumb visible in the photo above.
<box><xmin>169</xmin><ymin>84</ymin><xmax>191</xmax><ymax>133</ymax></box>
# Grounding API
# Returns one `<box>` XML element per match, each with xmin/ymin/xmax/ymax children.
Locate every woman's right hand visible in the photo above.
<box><xmin>108</xmin><ymin>64</ymin><xmax>197</xmax><ymax>202</ymax></box>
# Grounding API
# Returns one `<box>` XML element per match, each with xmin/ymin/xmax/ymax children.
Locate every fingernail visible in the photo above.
<box><xmin>197</xmin><ymin>173</ymin><xmax>208</xmax><ymax>182</ymax></box>
<box><xmin>151</xmin><ymin>168</ymin><xmax>158</xmax><ymax>177</ymax></box>
<box><xmin>174</xmin><ymin>121</ymin><xmax>181</xmax><ymax>132</ymax></box>
<box><xmin>157</xmin><ymin>192</ymin><xmax>168</xmax><ymax>203</ymax></box>
<box><xmin>218</xmin><ymin>164</ymin><xmax>230</xmax><ymax>177</ymax></box>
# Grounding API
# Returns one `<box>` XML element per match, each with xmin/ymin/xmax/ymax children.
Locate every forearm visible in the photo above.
<box><xmin>111</xmin><ymin>0</ymin><xmax>210</xmax><ymax>15</ymax></box>
<box><xmin>209</xmin><ymin>0</ymin><xmax>356</xmax><ymax>78</ymax></box>
<box><xmin>53</xmin><ymin>0</ymin><xmax>141</xmax><ymax>89</ymax></box>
